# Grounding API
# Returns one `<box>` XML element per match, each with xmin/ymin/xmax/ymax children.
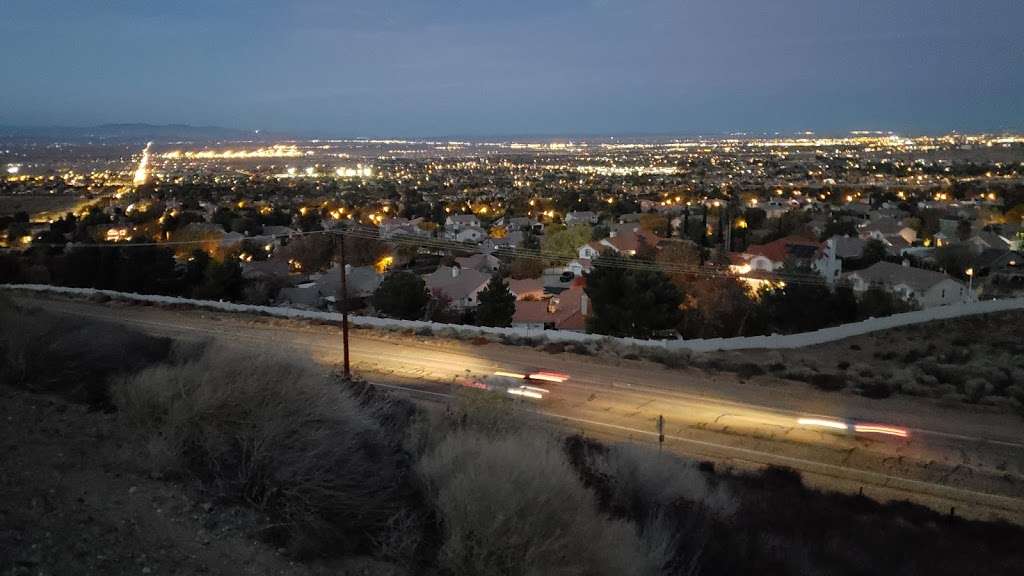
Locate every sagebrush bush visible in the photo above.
<box><xmin>809</xmin><ymin>372</ymin><xmax>846</xmax><ymax>391</ymax></box>
<box><xmin>0</xmin><ymin>299</ymin><xmax>172</xmax><ymax>404</ymax></box>
<box><xmin>597</xmin><ymin>443</ymin><xmax>736</xmax><ymax>521</ymax></box>
<box><xmin>112</xmin><ymin>347</ymin><xmax>422</xmax><ymax>559</ymax></box>
<box><xmin>419</xmin><ymin>430</ymin><xmax>658</xmax><ymax>576</ymax></box>
<box><xmin>964</xmin><ymin>377</ymin><xmax>990</xmax><ymax>403</ymax></box>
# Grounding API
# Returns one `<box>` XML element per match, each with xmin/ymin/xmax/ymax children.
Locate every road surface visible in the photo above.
<box><xmin>18</xmin><ymin>294</ymin><xmax>1024</xmax><ymax>523</ymax></box>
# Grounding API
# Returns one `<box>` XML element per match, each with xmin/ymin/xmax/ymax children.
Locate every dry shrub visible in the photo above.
<box><xmin>808</xmin><ymin>372</ymin><xmax>846</xmax><ymax>392</ymax></box>
<box><xmin>447</xmin><ymin>387</ymin><xmax>526</xmax><ymax>438</ymax></box>
<box><xmin>0</xmin><ymin>299</ymin><xmax>172</xmax><ymax>405</ymax></box>
<box><xmin>597</xmin><ymin>443</ymin><xmax>736</xmax><ymax>521</ymax></box>
<box><xmin>544</xmin><ymin>341</ymin><xmax>567</xmax><ymax>354</ymax></box>
<box><xmin>112</xmin><ymin>347</ymin><xmax>421</xmax><ymax>559</ymax></box>
<box><xmin>418</xmin><ymin>430</ymin><xmax>657</xmax><ymax>576</ymax></box>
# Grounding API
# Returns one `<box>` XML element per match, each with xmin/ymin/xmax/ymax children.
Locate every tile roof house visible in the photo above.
<box><xmin>508</xmin><ymin>277</ymin><xmax>545</xmax><ymax>300</ymax></box>
<box><xmin>598</xmin><ymin>224</ymin><xmax>661</xmax><ymax>256</ymax></box>
<box><xmin>422</xmin><ymin>265</ymin><xmax>491</xmax><ymax>309</ymax></box>
<box><xmin>742</xmin><ymin>235</ymin><xmax>823</xmax><ymax>272</ymax></box>
<box><xmin>512</xmin><ymin>283</ymin><xmax>589</xmax><ymax>332</ymax></box>
<box><xmin>843</xmin><ymin>261</ymin><xmax>965</xmax><ymax>308</ymax></box>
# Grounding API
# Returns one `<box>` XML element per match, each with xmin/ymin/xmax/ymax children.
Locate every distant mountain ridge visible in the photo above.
<box><xmin>0</xmin><ymin>123</ymin><xmax>269</xmax><ymax>142</ymax></box>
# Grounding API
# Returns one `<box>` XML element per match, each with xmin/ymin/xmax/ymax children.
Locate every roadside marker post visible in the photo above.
<box><xmin>657</xmin><ymin>414</ymin><xmax>665</xmax><ymax>452</ymax></box>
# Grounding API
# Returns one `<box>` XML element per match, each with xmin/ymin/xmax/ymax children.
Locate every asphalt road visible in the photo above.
<box><xmin>18</xmin><ymin>294</ymin><xmax>1024</xmax><ymax>523</ymax></box>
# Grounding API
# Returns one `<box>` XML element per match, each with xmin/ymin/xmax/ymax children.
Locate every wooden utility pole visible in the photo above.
<box><xmin>339</xmin><ymin>230</ymin><xmax>351</xmax><ymax>380</ymax></box>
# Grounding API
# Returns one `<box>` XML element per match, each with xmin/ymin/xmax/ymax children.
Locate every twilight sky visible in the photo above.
<box><xmin>1</xmin><ymin>0</ymin><xmax>1022</xmax><ymax>137</ymax></box>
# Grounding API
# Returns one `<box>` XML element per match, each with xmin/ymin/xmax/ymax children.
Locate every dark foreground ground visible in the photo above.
<box><xmin>3</xmin><ymin>299</ymin><xmax>1024</xmax><ymax>576</ymax></box>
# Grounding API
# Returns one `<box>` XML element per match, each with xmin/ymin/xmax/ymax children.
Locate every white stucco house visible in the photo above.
<box><xmin>843</xmin><ymin>261</ymin><xmax>967</xmax><ymax>308</ymax></box>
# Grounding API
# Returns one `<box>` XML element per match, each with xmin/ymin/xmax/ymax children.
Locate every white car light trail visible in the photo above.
<box><xmin>494</xmin><ymin>371</ymin><xmax>527</xmax><ymax>379</ymax></box>
<box><xmin>796</xmin><ymin>418</ymin><xmax>849</xmax><ymax>431</ymax></box>
<box><xmin>853</xmin><ymin>424</ymin><xmax>909</xmax><ymax>438</ymax></box>
<box><xmin>507</xmin><ymin>387</ymin><xmax>544</xmax><ymax>399</ymax></box>
<box><xmin>528</xmin><ymin>371</ymin><xmax>569</xmax><ymax>383</ymax></box>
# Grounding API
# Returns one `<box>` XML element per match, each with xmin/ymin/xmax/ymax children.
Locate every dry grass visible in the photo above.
<box><xmin>111</xmin><ymin>346</ymin><xmax>422</xmax><ymax>559</ymax></box>
<box><xmin>0</xmin><ymin>296</ymin><xmax>172</xmax><ymax>404</ymax></box>
<box><xmin>418</xmin><ymin>430</ymin><xmax>659</xmax><ymax>576</ymax></box>
<box><xmin>597</xmin><ymin>443</ymin><xmax>736</xmax><ymax>520</ymax></box>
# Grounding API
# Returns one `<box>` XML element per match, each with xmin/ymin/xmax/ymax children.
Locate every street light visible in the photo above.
<box><xmin>965</xmin><ymin>267</ymin><xmax>974</xmax><ymax>301</ymax></box>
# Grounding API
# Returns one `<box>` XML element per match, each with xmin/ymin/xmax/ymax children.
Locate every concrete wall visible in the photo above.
<box><xmin>5</xmin><ymin>283</ymin><xmax>1024</xmax><ymax>353</ymax></box>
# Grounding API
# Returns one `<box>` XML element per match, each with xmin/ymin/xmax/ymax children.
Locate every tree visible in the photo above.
<box><xmin>655</xmin><ymin>240</ymin><xmax>701</xmax><ymax>286</ymax></box>
<box><xmin>678</xmin><ymin>276</ymin><xmax>765</xmax><ymax>338</ymax></box>
<box><xmin>373</xmin><ymin>271</ymin><xmax>430</xmax><ymax>320</ymax></box>
<box><xmin>277</xmin><ymin>234</ymin><xmax>335</xmax><ymax>273</ymax></box>
<box><xmin>184</xmin><ymin>249</ymin><xmax>211</xmax><ymax>291</ymax></box>
<box><xmin>638</xmin><ymin>214</ymin><xmax>669</xmax><ymax>237</ymax></box>
<box><xmin>117</xmin><ymin>246</ymin><xmax>179</xmax><ymax>295</ymax></box>
<box><xmin>820</xmin><ymin>219</ymin><xmax>857</xmax><ymax>241</ymax></box>
<box><xmin>541</xmin><ymin>224</ymin><xmax>592</xmax><ymax>261</ymax></box>
<box><xmin>860</xmin><ymin>238</ymin><xmax>888</xmax><ymax>268</ymax></box>
<box><xmin>858</xmin><ymin>286</ymin><xmax>915</xmax><ymax>318</ymax></box>
<box><xmin>935</xmin><ymin>244</ymin><xmax>973</xmax><ymax>277</ymax></box>
<box><xmin>956</xmin><ymin>218</ymin><xmax>972</xmax><ymax>241</ymax></box>
<box><xmin>476</xmin><ymin>273</ymin><xmax>516</xmax><ymax>327</ymax></box>
<box><xmin>585</xmin><ymin>255</ymin><xmax>682</xmax><ymax>339</ymax></box>
<box><xmin>505</xmin><ymin>256</ymin><xmax>544</xmax><ymax>279</ymax></box>
<box><xmin>591</xmin><ymin>223</ymin><xmax>610</xmax><ymax>241</ymax></box>
<box><xmin>192</xmin><ymin>258</ymin><xmax>244</xmax><ymax>301</ymax></box>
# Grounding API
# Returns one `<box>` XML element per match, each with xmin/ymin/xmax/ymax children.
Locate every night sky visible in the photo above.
<box><xmin>2</xmin><ymin>0</ymin><xmax>1022</xmax><ymax>136</ymax></box>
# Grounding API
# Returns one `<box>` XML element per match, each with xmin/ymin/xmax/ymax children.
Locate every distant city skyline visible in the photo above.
<box><xmin>2</xmin><ymin>1</ymin><xmax>1022</xmax><ymax>136</ymax></box>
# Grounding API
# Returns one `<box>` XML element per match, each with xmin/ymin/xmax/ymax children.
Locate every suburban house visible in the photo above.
<box><xmin>578</xmin><ymin>241</ymin><xmax>605</xmax><ymax>260</ymax></box>
<box><xmin>453</xmin><ymin>226</ymin><xmax>486</xmax><ymax>243</ymax></box>
<box><xmin>565</xmin><ymin>211</ymin><xmax>599</xmax><ymax>225</ymax></box>
<box><xmin>252</xmin><ymin>226</ymin><xmax>299</xmax><ymax>250</ymax></box>
<box><xmin>966</xmin><ymin>230</ymin><xmax>1012</xmax><ymax>253</ymax></box>
<box><xmin>322</xmin><ymin>264</ymin><xmax>382</xmax><ymax>307</ymax></box>
<box><xmin>741</xmin><ymin>235</ymin><xmax>823</xmax><ymax>273</ymax></box>
<box><xmin>444</xmin><ymin>214</ymin><xmax>481</xmax><ymax>233</ymax></box>
<box><xmin>843</xmin><ymin>261</ymin><xmax>966</xmax><ymax>308</ymax></box>
<box><xmin>826</xmin><ymin>235</ymin><xmax>866</xmax><ymax>261</ymax></box>
<box><xmin>858</xmin><ymin>217</ymin><xmax>917</xmax><ymax>255</ymax></box>
<box><xmin>591</xmin><ymin>224</ymin><xmax>661</xmax><ymax>257</ymax></box>
<box><xmin>496</xmin><ymin>216</ymin><xmax>543</xmax><ymax>234</ymax></box>
<box><xmin>455</xmin><ymin>253</ymin><xmax>501</xmax><ymax>274</ymax></box>
<box><xmin>422</xmin><ymin>265</ymin><xmax>490</xmax><ymax>309</ymax></box>
<box><xmin>481</xmin><ymin>232</ymin><xmax>522</xmax><ymax>251</ymax></box>
<box><xmin>278</xmin><ymin>264</ymin><xmax>381</xmax><ymax>311</ymax></box>
<box><xmin>970</xmin><ymin>249</ymin><xmax>1024</xmax><ymax>288</ymax></box>
<box><xmin>565</xmin><ymin>258</ymin><xmax>593</xmax><ymax>277</ymax></box>
<box><xmin>379</xmin><ymin>217</ymin><xmax>430</xmax><ymax>240</ymax></box>
<box><xmin>508</xmin><ymin>277</ymin><xmax>545</xmax><ymax>300</ymax></box>
<box><xmin>241</xmin><ymin>258</ymin><xmax>291</xmax><ymax>282</ymax></box>
<box><xmin>512</xmin><ymin>284</ymin><xmax>589</xmax><ymax>332</ymax></box>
